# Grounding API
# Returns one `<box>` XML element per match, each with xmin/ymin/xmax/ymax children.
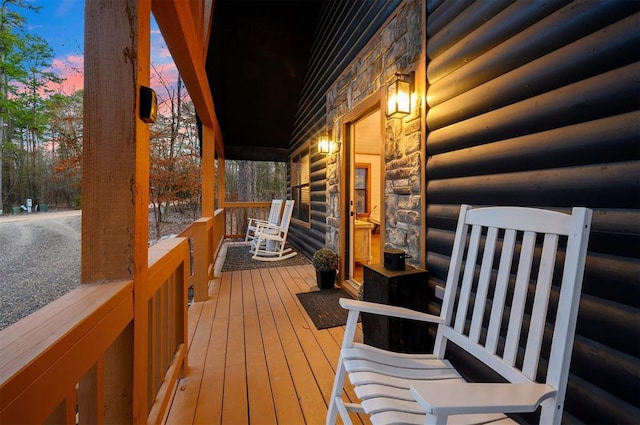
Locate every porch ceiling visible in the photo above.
<box><xmin>207</xmin><ymin>0</ymin><xmax>322</xmax><ymax>162</ymax></box>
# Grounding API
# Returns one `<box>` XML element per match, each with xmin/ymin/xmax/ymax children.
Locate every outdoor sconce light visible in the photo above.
<box><xmin>386</xmin><ymin>72</ymin><xmax>414</xmax><ymax>119</ymax></box>
<box><xmin>318</xmin><ymin>130</ymin><xmax>338</xmax><ymax>155</ymax></box>
<box><xmin>140</xmin><ymin>86</ymin><xmax>157</xmax><ymax>123</ymax></box>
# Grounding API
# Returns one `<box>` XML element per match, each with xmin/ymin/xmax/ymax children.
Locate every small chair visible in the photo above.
<box><xmin>327</xmin><ymin>205</ymin><xmax>592</xmax><ymax>425</ymax></box>
<box><xmin>245</xmin><ymin>199</ymin><xmax>283</xmax><ymax>243</ymax></box>
<box><xmin>250</xmin><ymin>200</ymin><xmax>297</xmax><ymax>261</ymax></box>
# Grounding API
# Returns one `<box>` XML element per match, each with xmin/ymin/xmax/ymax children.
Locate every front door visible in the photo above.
<box><xmin>345</xmin><ymin>109</ymin><xmax>383</xmax><ymax>287</ymax></box>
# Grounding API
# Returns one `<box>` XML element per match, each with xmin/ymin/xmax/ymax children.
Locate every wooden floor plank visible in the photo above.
<box><xmin>243</xmin><ymin>269</ymin><xmax>278</xmax><ymax>424</ymax></box>
<box><xmin>221</xmin><ymin>271</ymin><xmax>249</xmax><ymax>425</ymax></box>
<box><xmin>165</xmin><ymin>250</ymin><xmax>368</xmax><ymax>425</ymax></box>
<box><xmin>192</xmin><ymin>272</ymin><xmax>232</xmax><ymax>424</ymax></box>
<box><xmin>186</xmin><ymin>302</ymin><xmax>204</xmax><ymax>345</ymax></box>
<box><xmin>256</xmin><ymin>268</ymin><xmax>307</xmax><ymax>424</ymax></box>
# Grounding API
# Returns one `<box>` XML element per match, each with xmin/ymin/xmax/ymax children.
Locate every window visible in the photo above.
<box><xmin>291</xmin><ymin>147</ymin><xmax>310</xmax><ymax>223</ymax></box>
<box><xmin>355</xmin><ymin>164</ymin><xmax>370</xmax><ymax>215</ymax></box>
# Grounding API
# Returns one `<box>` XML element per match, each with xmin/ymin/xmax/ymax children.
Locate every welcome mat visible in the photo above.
<box><xmin>296</xmin><ymin>288</ymin><xmax>357</xmax><ymax>330</ymax></box>
<box><xmin>221</xmin><ymin>244</ymin><xmax>310</xmax><ymax>272</ymax></box>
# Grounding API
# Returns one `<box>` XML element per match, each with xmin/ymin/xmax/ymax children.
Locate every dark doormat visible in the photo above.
<box><xmin>296</xmin><ymin>288</ymin><xmax>357</xmax><ymax>330</ymax></box>
<box><xmin>222</xmin><ymin>244</ymin><xmax>310</xmax><ymax>272</ymax></box>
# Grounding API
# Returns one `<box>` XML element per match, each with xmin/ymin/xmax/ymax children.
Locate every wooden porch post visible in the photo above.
<box><xmin>218</xmin><ymin>156</ymin><xmax>226</xmax><ymax>209</ymax></box>
<box><xmin>83</xmin><ymin>0</ymin><xmax>151</xmax><ymax>422</ymax></box>
<box><xmin>201</xmin><ymin>125</ymin><xmax>215</xmax><ymax>217</ymax></box>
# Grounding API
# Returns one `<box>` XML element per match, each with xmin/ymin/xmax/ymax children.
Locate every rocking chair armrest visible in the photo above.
<box><xmin>248</xmin><ymin>218</ymin><xmax>269</xmax><ymax>226</ymax></box>
<box><xmin>338</xmin><ymin>298</ymin><xmax>442</xmax><ymax>324</ymax></box>
<box><xmin>254</xmin><ymin>222</ymin><xmax>280</xmax><ymax>232</ymax></box>
<box><xmin>410</xmin><ymin>382</ymin><xmax>556</xmax><ymax>416</ymax></box>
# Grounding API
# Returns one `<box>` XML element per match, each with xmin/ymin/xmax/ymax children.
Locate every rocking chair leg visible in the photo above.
<box><xmin>326</xmin><ymin>358</ymin><xmax>348</xmax><ymax>425</ymax></box>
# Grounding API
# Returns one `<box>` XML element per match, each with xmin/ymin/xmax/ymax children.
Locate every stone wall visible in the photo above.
<box><xmin>325</xmin><ymin>0</ymin><xmax>422</xmax><ymax>266</ymax></box>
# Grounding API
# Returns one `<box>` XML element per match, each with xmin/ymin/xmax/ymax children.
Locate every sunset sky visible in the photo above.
<box><xmin>25</xmin><ymin>0</ymin><xmax>178</xmax><ymax>96</ymax></box>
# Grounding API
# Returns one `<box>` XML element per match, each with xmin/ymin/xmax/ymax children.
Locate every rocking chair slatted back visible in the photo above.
<box><xmin>435</xmin><ymin>205</ymin><xmax>592</xmax><ymax>420</ymax></box>
<box><xmin>245</xmin><ymin>199</ymin><xmax>283</xmax><ymax>242</ymax></box>
<box><xmin>277</xmin><ymin>199</ymin><xmax>295</xmax><ymax>239</ymax></box>
<box><xmin>268</xmin><ymin>199</ymin><xmax>284</xmax><ymax>225</ymax></box>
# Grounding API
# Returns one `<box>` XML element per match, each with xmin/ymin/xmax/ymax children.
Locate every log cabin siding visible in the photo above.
<box><xmin>287</xmin><ymin>0</ymin><xmax>638</xmax><ymax>421</ymax></box>
<box><xmin>288</xmin><ymin>0</ymin><xmax>402</xmax><ymax>259</ymax></box>
<box><xmin>424</xmin><ymin>1</ymin><xmax>640</xmax><ymax>423</ymax></box>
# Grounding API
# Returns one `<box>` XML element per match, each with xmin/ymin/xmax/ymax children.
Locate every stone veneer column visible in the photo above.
<box><xmin>385</xmin><ymin>107</ymin><xmax>422</xmax><ymax>264</ymax></box>
<box><xmin>326</xmin><ymin>151</ymin><xmax>341</xmax><ymax>253</ymax></box>
<box><xmin>324</xmin><ymin>0</ymin><xmax>422</xmax><ymax>265</ymax></box>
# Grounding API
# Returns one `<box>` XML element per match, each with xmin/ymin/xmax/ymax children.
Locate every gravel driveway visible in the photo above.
<box><xmin>0</xmin><ymin>210</ymin><xmax>81</xmax><ymax>330</ymax></box>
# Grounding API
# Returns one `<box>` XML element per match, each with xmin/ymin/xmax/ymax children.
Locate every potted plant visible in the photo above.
<box><xmin>312</xmin><ymin>248</ymin><xmax>339</xmax><ymax>289</ymax></box>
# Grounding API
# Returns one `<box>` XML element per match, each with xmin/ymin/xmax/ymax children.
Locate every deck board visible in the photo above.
<box><xmin>244</xmin><ymin>269</ymin><xmax>278</xmax><ymax>425</ymax></box>
<box><xmin>165</xmin><ymin>257</ymin><xmax>370</xmax><ymax>425</ymax></box>
<box><xmin>255</xmin><ymin>268</ymin><xmax>306</xmax><ymax>424</ymax></box>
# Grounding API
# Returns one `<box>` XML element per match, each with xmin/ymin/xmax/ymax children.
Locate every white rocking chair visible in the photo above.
<box><xmin>245</xmin><ymin>199</ymin><xmax>283</xmax><ymax>242</ymax></box>
<box><xmin>251</xmin><ymin>199</ymin><xmax>297</xmax><ymax>262</ymax></box>
<box><xmin>327</xmin><ymin>205</ymin><xmax>592</xmax><ymax>425</ymax></box>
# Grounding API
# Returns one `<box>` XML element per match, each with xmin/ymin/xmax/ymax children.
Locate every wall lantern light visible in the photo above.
<box><xmin>318</xmin><ymin>129</ymin><xmax>339</xmax><ymax>155</ymax></box>
<box><xmin>386</xmin><ymin>72</ymin><xmax>414</xmax><ymax>119</ymax></box>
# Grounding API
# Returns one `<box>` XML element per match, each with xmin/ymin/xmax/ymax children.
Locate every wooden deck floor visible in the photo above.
<box><xmin>165</xmin><ymin>248</ymin><xmax>368</xmax><ymax>424</ymax></box>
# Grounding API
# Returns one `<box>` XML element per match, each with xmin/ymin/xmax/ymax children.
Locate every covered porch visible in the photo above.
<box><xmin>1</xmin><ymin>0</ymin><xmax>637</xmax><ymax>423</ymax></box>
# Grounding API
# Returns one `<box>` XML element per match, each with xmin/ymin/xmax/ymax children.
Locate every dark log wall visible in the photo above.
<box><xmin>287</xmin><ymin>0</ymin><xmax>402</xmax><ymax>259</ymax></box>
<box><xmin>424</xmin><ymin>1</ymin><xmax>640</xmax><ymax>423</ymax></box>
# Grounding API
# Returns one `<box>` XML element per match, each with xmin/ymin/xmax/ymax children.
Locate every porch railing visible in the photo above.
<box><xmin>0</xmin><ymin>279</ymin><xmax>134</xmax><ymax>424</ymax></box>
<box><xmin>0</xmin><ymin>208</ymin><xmax>227</xmax><ymax>423</ymax></box>
<box><xmin>143</xmin><ymin>237</ymin><xmax>190</xmax><ymax>423</ymax></box>
<box><xmin>178</xmin><ymin>208</ymin><xmax>225</xmax><ymax>302</ymax></box>
<box><xmin>223</xmin><ymin>201</ymin><xmax>272</xmax><ymax>239</ymax></box>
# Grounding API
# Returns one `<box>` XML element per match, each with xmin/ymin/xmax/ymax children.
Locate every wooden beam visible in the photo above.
<box><xmin>152</xmin><ymin>0</ymin><xmax>224</xmax><ymax>158</ymax></box>
<box><xmin>217</xmin><ymin>157</ymin><xmax>226</xmax><ymax>208</ymax></box>
<box><xmin>201</xmin><ymin>125</ymin><xmax>214</xmax><ymax>216</ymax></box>
<box><xmin>83</xmin><ymin>0</ymin><xmax>150</xmax><ymax>283</ymax></box>
<box><xmin>152</xmin><ymin>1</ymin><xmax>211</xmax><ymax>122</ymax></box>
<box><xmin>84</xmin><ymin>0</ymin><xmax>151</xmax><ymax>422</ymax></box>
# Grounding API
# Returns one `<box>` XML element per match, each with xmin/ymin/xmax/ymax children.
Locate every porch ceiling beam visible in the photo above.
<box><xmin>152</xmin><ymin>0</ymin><xmax>224</xmax><ymax>156</ymax></box>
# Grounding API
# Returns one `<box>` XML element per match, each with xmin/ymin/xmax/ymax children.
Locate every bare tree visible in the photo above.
<box><xmin>149</xmin><ymin>67</ymin><xmax>201</xmax><ymax>239</ymax></box>
<box><xmin>49</xmin><ymin>90</ymin><xmax>83</xmax><ymax>207</ymax></box>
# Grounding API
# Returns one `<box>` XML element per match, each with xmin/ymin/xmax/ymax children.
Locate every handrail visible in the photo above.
<box><xmin>0</xmin><ymin>280</ymin><xmax>133</xmax><ymax>423</ymax></box>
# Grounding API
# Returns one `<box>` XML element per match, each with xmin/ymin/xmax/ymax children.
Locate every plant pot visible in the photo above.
<box><xmin>316</xmin><ymin>270</ymin><xmax>336</xmax><ymax>290</ymax></box>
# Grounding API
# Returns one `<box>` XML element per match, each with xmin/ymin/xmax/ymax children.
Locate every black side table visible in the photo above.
<box><xmin>362</xmin><ymin>263</ymin><xmax>430</xmax><ymax>353</ymax></box>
